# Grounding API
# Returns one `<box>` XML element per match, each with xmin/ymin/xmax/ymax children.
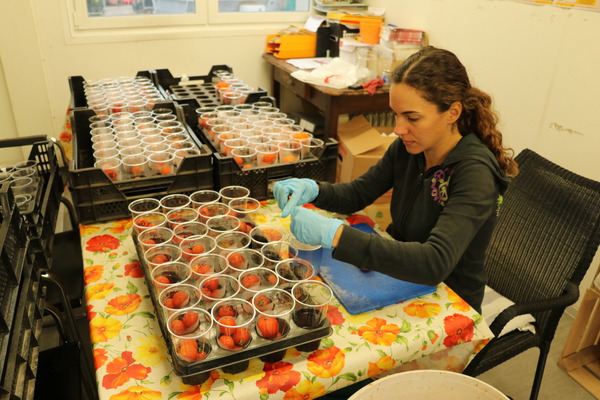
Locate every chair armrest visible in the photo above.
<box><xmin>488</xmin><ymin>282</ymin><xmax>579</xmax><ymax>336</ymax></box>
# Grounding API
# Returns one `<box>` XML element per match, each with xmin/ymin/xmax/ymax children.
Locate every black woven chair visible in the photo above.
<box><xmin>463</xmin><ymin>149</ymin><xmax>600</xmax><ymax>400</ymax></box>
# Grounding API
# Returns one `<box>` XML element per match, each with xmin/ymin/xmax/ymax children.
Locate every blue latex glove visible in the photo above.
<box><xmin>290</xmin><ymin>207</ymin><xmax>344</xmax><ymax>250</ymax></box>
<box><xmin>273</xmin><ymin>178</ymin><xmax>319</xmax><ymax>218</ymax></box>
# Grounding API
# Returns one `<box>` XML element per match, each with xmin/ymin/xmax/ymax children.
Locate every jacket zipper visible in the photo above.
<box><xmin>400</xmin><ymin>172</ymin><xmax>424</xmax><ymax>229</ymax></box>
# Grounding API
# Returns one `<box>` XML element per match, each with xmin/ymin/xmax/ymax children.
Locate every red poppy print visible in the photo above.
<box><xmin>443</xmin><ymin>313</ymin><xmax>475</xmax><ymax>347</ymax></box>
<box><xmin>256</xmin><ymin>361</ymin><xmax>301</xmax><ymax>394</ymax></box>
<box><xmin>101</xmin><ymin>351</ymin><xmax>151</xmax><ymax>389</ymax></box>
<box><xmin>86</xmin><ymin>235</ymin><xmax>120</xmax><ymax>253</ymax></box>
<box><xmin>59</xmin><ymin>131</ymin><xmax>72</xmax><ymax>143</ymax></box>
<box><xmin>346</xmin><ymin>214</ymin><xmax>375</xmax><ymax>227</ymax></box>
<box><xmin>124</xmin><ymin>261</ymin><xmax>143</xmax><ymax>278</ymax></box>
<box><xmin>326</xmin><ymin>305</ymin><xmax>345</xmax><ymax>326</ymax></box>
<box><xmin>87</xmin><ymin>304</ymin><xmax>97</xmax><ymax>321</ymax></box>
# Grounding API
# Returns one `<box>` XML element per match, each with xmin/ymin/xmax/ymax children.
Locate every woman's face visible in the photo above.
<box><xmin>389</xmin><ymin>82</ymin><xmax>459</xmax><ymax>156</ymax></box>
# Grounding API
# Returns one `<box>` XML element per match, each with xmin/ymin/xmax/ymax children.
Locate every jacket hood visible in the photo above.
<box><xmin>444</xmin><ymin>133</ymin><xmax>511</xmax><ymax>193</ymax></box>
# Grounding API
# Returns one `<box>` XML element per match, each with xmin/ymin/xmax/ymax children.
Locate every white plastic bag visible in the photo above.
<box><xmin>290</xmin><ymin>58</ymin><xmax>368</xmax><ymax>89</ymax></box>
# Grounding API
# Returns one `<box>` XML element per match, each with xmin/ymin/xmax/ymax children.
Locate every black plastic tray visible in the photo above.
<box><xmin>133</xmin><ymin>235</ymin><xmax>332</xmax><ymax>384</ymax></box>
<box><xmin>69</xmin><ymin>102</ymin><xmax>214</xmax><ymax>224</ymax></box>
<box><xmin>151</xmin><ymin>67</ymin><xmax>271</xmax><ymax>106</ymax></box>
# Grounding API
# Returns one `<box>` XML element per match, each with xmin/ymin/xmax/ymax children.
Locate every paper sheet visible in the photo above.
<box><xmin>286</xmin><ymin>57</ymin><xmax>333</xmax><ymax>70</ymax></box>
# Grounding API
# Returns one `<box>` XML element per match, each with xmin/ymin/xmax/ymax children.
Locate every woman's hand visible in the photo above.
<box><xmin>273</xmin><ymin>178</ymin><xmax>319</xmax><ymax>218</ymax></box>
<box><xmin>290</xmin><ymin>207</ymin><xmax>344</xmax><ymax>249</ymax></box>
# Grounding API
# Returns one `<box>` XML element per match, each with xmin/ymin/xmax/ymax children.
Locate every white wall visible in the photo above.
<box><xmin>0</xmin><ymin>0</ymin><xmax>598</xmax><ymax>308</ymax></box>
<box><xmin>370</xmin><ymin>0</ymin><xmax>600</xmax><ymax>310</ymax></box>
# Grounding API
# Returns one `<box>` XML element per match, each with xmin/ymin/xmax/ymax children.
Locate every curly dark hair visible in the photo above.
<box><xmin>392</xmin><ymin>46</ymin><xmax>518</xmax><ymax>177</ymax></box>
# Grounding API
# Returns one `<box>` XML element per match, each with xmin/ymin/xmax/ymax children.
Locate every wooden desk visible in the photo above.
<box><xmin>262</xmin><ymin>53</ymin><xmax>391</xmax><ymax>138</ymax></box>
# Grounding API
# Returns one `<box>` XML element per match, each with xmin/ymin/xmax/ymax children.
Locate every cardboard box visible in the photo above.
<box><xmin>336</xmin><ymin>116</ymin><xmax>396</xmax><ymax>203</ymax></box>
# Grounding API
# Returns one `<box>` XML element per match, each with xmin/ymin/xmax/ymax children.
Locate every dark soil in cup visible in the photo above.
<box><xmin>293</xmin><ymin>308</ymin><xmax>323</xmax><ymax>329</ymax></box>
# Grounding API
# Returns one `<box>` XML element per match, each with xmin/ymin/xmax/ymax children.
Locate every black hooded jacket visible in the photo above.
<box><xmin>314</xmin><ymin>133</ymin><xmax>511</xmax><ymax>312</ymax></box>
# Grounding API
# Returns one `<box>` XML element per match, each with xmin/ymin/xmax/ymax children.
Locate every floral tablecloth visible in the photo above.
<box><xmin>82</xmin><ymin>200</ymin><xmax>493</xmax><ymax>400</ymax></box>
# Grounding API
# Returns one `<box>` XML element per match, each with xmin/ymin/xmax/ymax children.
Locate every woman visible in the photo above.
<box><xmin>274</xmin><ymin>46</ymin><xmax>518</xmax><ymax>313</ymax></box>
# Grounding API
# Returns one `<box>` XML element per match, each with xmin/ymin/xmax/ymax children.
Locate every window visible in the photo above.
<box><xmin>72</xmin><ymin>0</ymin><xmax>310</xmax><ymax>30</ymax></box>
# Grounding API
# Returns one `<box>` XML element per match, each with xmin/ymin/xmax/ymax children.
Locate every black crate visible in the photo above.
<box><xmin>69</xmin><ymin>102</ymin><xmax>214</xmax><ymax>224</ymax></box>
<box><xmin>0</xmin><ymin>137</ymin><xmax>63</xmax><ymax>271</ymax></box>
<box><xmin>151</xmin><ymin>67</ymin><xmax>272</xmax><ymax>106</ymax></box>
<box><xmin>179</xmin><ymin>103</ymin><xmax>338</xmax><ymax>200</ymax></box>
<box><xmin>68</xmin><ymin>70</ymin><xmax>157</xmax><ymax>110</ymax></box>
<box><xmin>213</xmin><ymin>139</ymin><xmax>338</xmax><ymax>200</ymax></box>
<box><xmin>0</xmin><ymin>250</ymin><xmax>41</xmax><ymax>399</ymax></box>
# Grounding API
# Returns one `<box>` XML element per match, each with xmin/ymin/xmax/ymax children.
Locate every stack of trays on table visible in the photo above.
<box><xmin>68</xmin><ymin>81</ymin><xmax>214</xmax><ymax>224</ymax></box>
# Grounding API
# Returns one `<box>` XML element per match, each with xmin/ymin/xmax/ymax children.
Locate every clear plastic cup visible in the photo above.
<box><xmin>200</xmin><ymin>274</ymin><xmax>241</xmax><ymax>311</ymax></box>
<box><xmin>231</xmin><ymin>147</ymin><xmax>257</xmax><ymax>170</ymax></box>
<box><xmin>168</xmin><ymin>308</ymin><xmax>213</xmax><ymax>364</ymax></box>
<box><xmin>255</xmin><ymin>143</ymin><xmax>279</xmax><ymax>166</ymax></box>
<box><xmin>215</xmin><ymin>130</ymin><xmax>240</xmax><ymax>154</ymax></box>
<box><xmin>94</xmin><ymin>158</ymin><xmax>123</xmax><ymax>182</ymax></box>
<box><xmin>173</xmin><ymin>147</ymin><xmax>201</xmax><ymax>169</ymax></box>
<box><xmin>138</xmin><ymin>226</ymin><xmax>174</xmax><ymax>251</ymax></box>
<box><xmin>151</xmin><ymin>261</ymin><xmax>192</xmax><ymax>292</ymax></box>
<box><xmin>189</xmin><ymin>253</ymin><xmax>229</xmax><ymax>282</ymax></box>
<box><xmin>220</xmin><ymin>138</ymin><xmax>248</xmax><ymax>157</ymax></box>
<box><xmin>172</xmin><ymin>221</ymin><xmax>209</xmax><ymax>245</ymax></box>
<box><xmin>237</xmin><ymin>267</ymin><xmax>278</xmax><ymax>301</ymax></box>
<box><xmin>119</xmin><ymin>146</ymin><xmax>145</xmax><ymax>158</ymax></box>
<box><xmin>92</xmin><ymin>140</ymin><xmax>118</xmax><ymax>152</ymax></box>
<box><xmin>249</xmin><ymin>224</ymin><xmax>288</xmax><ymax>250</ymax></box>
<box><xmin>179</xmin><ymin>235</ymin><xmax>217</xmax><ymax>264</ymax></box>
<box><xmin>303</xmin><ymin>138</ymin><xmax>325</xmax><ymax>159</ymax></box>
<box><xmin>158</xmin><ymin>283</ymin><xmax>202</xmax><ymax>317</ymax></box>
<box><xmin>226</xmin><ymin>248</ymin><xmax>264</xmax><ymax>277</ymax></box>
<box><xmin>211</xmin><ymin>298</ymin><xmax>255</xmax><ymax>353</ymax></box>
<box><xmin>165</xmin><ymin>207</ymin><xmax>198</xmax><ymax>229</ymax></box>
<box><xmin>190</xmin><ymin>190</ymin><xmax>221</xmax><ymax>209</ymax></box>
<box><xmin>288</xmin><ymin>235</ymin><xmax>323</xmax><ymax>275</ymax></box>
<box><xmin>154</xmin><ymin>113</ymin><xmax>177</xmax><ymax>123</ymax></box>
<box><xmin>148</xmin><ymin>152</ymin><xmax>175</xmax><ymax>176</ymax></box>
<box><xmin>197</xmin><ymin>110</ymin><xmax>218</xmax><ymax>130</ymax></box>
<box><xmin>144</xmin><ymin>143</ymin><xmax>170</xmax><ymax>156</ymax></box>
<box><xmin>197</xmin><ymin>202</ymin><xmax>230</xmax><ymax>224</ymax></box>
<box><xmin>10</xmin><ymin>177</ymin><xmax>35</xmax><ymax>197</ymax></box>
<box><xmin>215</xmin><ymin>231</ymin><xmax>251</xmax><ymax>257</ymax></box>
<box><xmin>291</xmin><ymin>280</ymin><xmax>334</xmax><ymax>329</ymax></box>
<box><xmin>273</xmin><ymin>118</ymin><xmax>295</xmax><ymax>128</ymax></box>
<box><xmin>227</xmin><ymin>197</ymin><xmax>260</xmax><ymax>233</ymax></box>
<box><xmin>132</xmin><ymin>211</ymin><xmax>167</xmax><ymax>234</ymax></box>
<box><xmin>160</xmin><ymin>194</ymin><xmax>191</xmax><ymax>213</ymax></box>
<box><xmin>205</xmin><ymin>215</ymin><xmax>241</xmax><ymax>238</ymax></box>
<box><xmin>246</xmin><ymin>135</ymin><xmax>271</xmax><ymax>149</ymax></box>
<box><xmin>278</xmin><ymin>141</ymin><xmax>302</xmax><ymax>164</ymax></box>
<box><xmin>144</xmin><ymin>243</ymin><xmax>182</xmax><ymax>270</ymax></box>
<box><xmin>121</xmin><ymin>154</ymin><xmax>148</xmax><ymax>179</ymax></box>
<box><xmin>261</xmin><ymin>240</ymin><xmax>298</xmax><ymax>269</ymax></box>
<box><xmin>253</xmin><ymin>119</ymin><xmax>274</xmax><ymax>136</ymax></box>
<box><xmin>252</xmin><ymin>288</ymin><xmax>295</xmax><ymax>341</ymax></box>
<box><xmin>275</xmin><ymin>258</ymin><xmax>316</xmax><ymax>290</ymax></box>
<box><xmin>219</xmin><ymin>185</ymin><xmax>250</xmax><ymax>204</ymax></box>
<box><xmin>128</xmin><ymin>198</ymin><xmax>160</xmax><ymax>218</ymax></box>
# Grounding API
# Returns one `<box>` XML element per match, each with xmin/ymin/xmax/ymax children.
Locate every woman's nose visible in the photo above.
<box><xmin>394</xmin><ymin>121</ymin><xmax>409</xmax><ymax>136</ymax></box>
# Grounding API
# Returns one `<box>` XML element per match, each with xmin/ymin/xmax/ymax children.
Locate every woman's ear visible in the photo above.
<box><xmin>447</xmin><ymin>101</ymin><xmax>462</xmax><ymax>124</ymax></box>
